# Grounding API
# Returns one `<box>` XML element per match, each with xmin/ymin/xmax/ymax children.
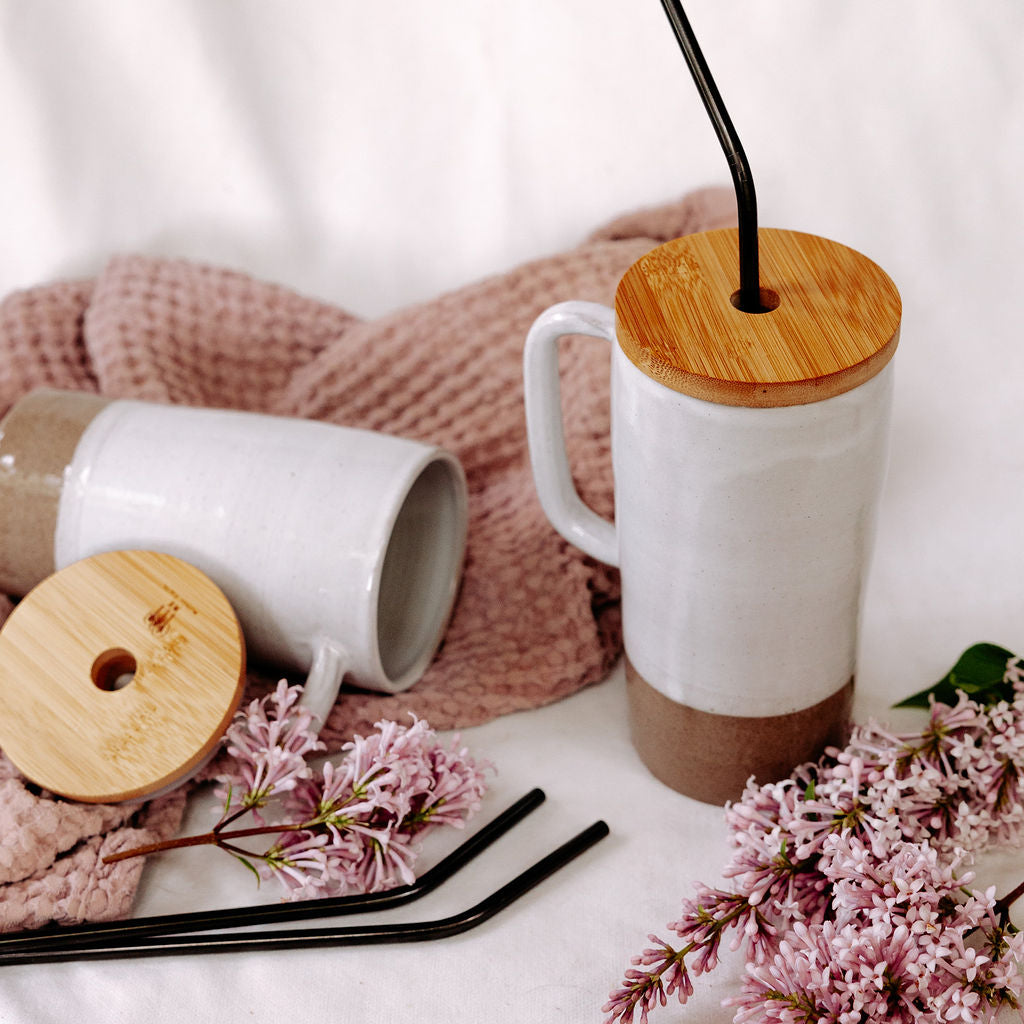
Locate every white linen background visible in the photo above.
<box><xmin>1</xmin><ymin>2</ymin><xmax>1023</xmax><ymax>1022</ymax></box>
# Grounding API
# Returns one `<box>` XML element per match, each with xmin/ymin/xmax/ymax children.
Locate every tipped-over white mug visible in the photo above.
<box><xmin>0</xmin><ymin>390</ymin><xmax>469</xmax><ymax>727</ymax></box>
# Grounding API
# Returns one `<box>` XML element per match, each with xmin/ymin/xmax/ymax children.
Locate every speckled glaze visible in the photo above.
<box><xmin>524</xmin><ymin>300</ymin><xmax>894</xmax><ymax>799</ymax></box>
<box><xmin>610</xmin><ymin>340</ymin><xmax>892</xmax><ymax>718</ymax></box>
<box><xmin>1</xmin><ymin>392</ymin><xmax>468</xmax><ymax>727</ymax></box>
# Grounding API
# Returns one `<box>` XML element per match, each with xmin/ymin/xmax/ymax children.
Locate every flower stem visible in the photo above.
<box><xmin>102</xmin><ymin>821</ymin><xmax>310</xmax><ymax>865</ymax></box>
<box><xmin>995</xmin><ymin>877</ymin><xmax>1024</xmax><ymax>923</ymax></box>
<box><xmin>214</xmin><ymin>804</ymin><xmax>257</xmax><ymax>833</ymax></box>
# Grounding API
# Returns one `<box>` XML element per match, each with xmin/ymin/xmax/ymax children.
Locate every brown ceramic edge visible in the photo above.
<box><xmin>625</xmin><ymin>657</ymin><xmax>854</xmax><ymax>805</ymax></box>
<box><xmin>0</xmin><ymin>389</ymin><xmax>111</xmax><ymax>595</ymax></box>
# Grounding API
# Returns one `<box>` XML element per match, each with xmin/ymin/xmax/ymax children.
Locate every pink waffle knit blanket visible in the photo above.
<box><xmin>0</xmin><ymin>188</ymin><xmax>735</xmax><ymax>931</ymax></box>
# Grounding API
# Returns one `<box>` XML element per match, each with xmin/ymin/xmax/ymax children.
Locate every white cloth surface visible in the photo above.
<box><xmin>2</xmin><ymin>1</ymin><xmax>1024</xmax><ymax>1021</ymax></box>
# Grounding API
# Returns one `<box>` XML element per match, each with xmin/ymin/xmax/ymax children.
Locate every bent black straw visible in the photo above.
<box><xmin>658</xmin><ymin>0</ymin><xmax>763</xmax><ymax>312</ymax></box>
<box><xmin>0</xmin><ymin>820</ymin><xmax>609</xmax><ymax>965</ymax></box>
<box><xmin>0</xmin><ymin>787</ymin><xmax>546</xmax><ymax>954</ymax></box>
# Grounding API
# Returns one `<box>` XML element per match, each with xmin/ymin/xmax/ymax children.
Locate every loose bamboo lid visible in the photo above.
<box><xmin>614</xmin><ymin>228</ymin><xmax>901</xmax><ymax>407</ymax></box>
<box><xmin>0</xmin><ymin>550</ymin><xmax>246</xmax><ymax>803</ymax></box>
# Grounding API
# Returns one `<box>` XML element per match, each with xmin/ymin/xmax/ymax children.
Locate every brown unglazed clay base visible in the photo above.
<box><xmin>0</xmin><ymin>389</ymin><xmax>109</xmax><ymax>595</ymax></box>
<box><xmin>625</xmin><ymin>657</ymin><xmax>853</xmax><ymax>805</ymax></box>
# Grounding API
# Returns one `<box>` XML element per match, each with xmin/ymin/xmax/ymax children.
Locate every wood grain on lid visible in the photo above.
<box><xmin>0</xmin><ymin>550</ymin><xmax>246</xmax><ymax>803</ymax></box>
<box><xmin>614</xmin><ymin>228</ymin><xmax>901</xmax><ymax>407</ymax></box>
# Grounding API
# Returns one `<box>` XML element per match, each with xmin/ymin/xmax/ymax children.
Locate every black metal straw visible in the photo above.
<box><xmin>0</xmin><ymin>821</ymin><xmax>609</xmax><ymax>965</ymax></box>
<box><xmin>0</xmin><ymin>787</ymin><xmax>547</xmax><ymax>955</ymax></box>
<box><xmin>658</xmin><ymin>1</ymin><xmax>764</xmax><ymax>312</ymax></box>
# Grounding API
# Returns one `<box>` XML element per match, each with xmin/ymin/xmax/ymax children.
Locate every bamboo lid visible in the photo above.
<box><xmin>0</xmin><ymin>550</ymin><xmax>246</xmax><ymax>803</ymax></box>
<box><xmin>614</xmin><ymin>228</ymin><xmax>901</xmax><ymax>407</ymax></box>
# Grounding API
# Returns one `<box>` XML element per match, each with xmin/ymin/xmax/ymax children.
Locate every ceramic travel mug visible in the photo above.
<box><xmin>524</xmin><ymin>228</ymin><xmax>901</xmax><ymax>804</ymax></box>
<box><xmin>0</xmin><ymin>390</ymin><xmax>469</xmax><ymax>726</ymax></box>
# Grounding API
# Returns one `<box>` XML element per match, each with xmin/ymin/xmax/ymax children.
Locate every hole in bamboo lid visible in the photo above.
<box><xmin>91</xmin><ymin>648</ymin><xmax>138</xmax><ymax>691</ymax></box>
<box><xmin>730</xmin><ymin>287</ymin><xmax>780</xmax><ymax>314</ymax></box>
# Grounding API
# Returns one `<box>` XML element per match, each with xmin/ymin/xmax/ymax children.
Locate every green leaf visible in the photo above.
<box><xmin>221</xmin><ymin>782</ymin><xmax>234</xmax><ymax>818</ymax></box>
<box><xmin>894</xmin><ymin>643</ymin><xmax>1017</xmax><ymax>709</ymax></box>
<box><xmin>230</xmin><ymin>852</ymin><xmax>263</xmax><ymax>887</ymax></box>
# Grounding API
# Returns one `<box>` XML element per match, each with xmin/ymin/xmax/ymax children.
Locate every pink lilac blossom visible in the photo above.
<box><xmin>215</xmin><ymin>679</ymin><xmax>325</xmax><ymax>822</ymax></box>
<box><xmin>188</xmin><ymin>683</ymin><xmax>491</xmax><ymax>897</ymax></box>
<box><xmin>605</xmin><ymin>656</ymin><xmax>1024</xmax><ymax>1024</ymax></box>
<box><xmin>264</xmin><ymin>714</ymin><xmax>491</xmax><ymax>898</ymax></box>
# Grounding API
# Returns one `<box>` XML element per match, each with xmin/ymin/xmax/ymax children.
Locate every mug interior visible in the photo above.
<box><xmin>375</xmin><ymin>456</ymin><xmax>466</xmax><ymax>685</ymax></box>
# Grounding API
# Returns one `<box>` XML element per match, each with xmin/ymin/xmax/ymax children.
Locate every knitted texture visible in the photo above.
<box><xmin>0</xmin><ymin>188</ymin><xmax>736</xmax><ymax>931</ymax></box>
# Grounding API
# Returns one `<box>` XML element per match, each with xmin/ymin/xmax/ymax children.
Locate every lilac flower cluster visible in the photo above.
<box><xmin>605</xmin><ymin>657</ymin><xmax>1024</xmax><ymax>1024</ymax></box>
<box><xmin>217</xmin><ymin>679</ymin><xmax>325</xmax><ymax>823</ymax></box>
<box><xmin>211</xmin><ymin>680</ymin><xmax>492</xmax><ymax>897</ymax></box>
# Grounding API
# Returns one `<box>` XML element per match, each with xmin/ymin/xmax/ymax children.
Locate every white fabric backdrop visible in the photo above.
<box><xmin>2</xmin><ymin>2</ymin><xmax>1024</xmax><ymax>1022</ymax></box>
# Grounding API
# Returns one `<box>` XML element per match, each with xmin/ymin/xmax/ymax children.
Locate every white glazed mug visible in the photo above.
<box><xmin>0</xmin><ymin>390</ymin><xmax>469</xmax><ymax>727</ymax></box>
<box><xmin>523</xmin><ymin>228</ymin><xmax>901</xmax><ymax>803</ymax></box>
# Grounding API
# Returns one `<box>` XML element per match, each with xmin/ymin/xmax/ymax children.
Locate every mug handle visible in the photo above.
<box><xmin>523</xmin><ymin>300</ymin><xmax>619</xmax><ymax>568</ymax></box>
<box><xmin>298</xmin><ymin>637</ymin><xmax>349</xmax><ymax>732</ymax></box>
